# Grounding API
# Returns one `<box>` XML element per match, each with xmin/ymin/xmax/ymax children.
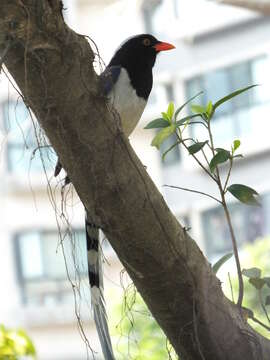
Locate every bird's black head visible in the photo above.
<box><xmin>109</xmin><ymin>34</ymin><xmax>175</xmax><ymax>99</ymax></box>
<box><xmin>109</xmin><ymin>34</ymin><xmax>174</xmax><ymax>70</ymax></box>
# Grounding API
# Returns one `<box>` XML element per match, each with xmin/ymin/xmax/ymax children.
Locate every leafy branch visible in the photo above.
<box><xmin>145</xmin><ymin>84</ymin><xmax>260</xmax><ymax>309</ymax></box>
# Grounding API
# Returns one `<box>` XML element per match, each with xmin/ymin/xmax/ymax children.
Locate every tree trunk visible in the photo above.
<box><xmin>1</xmin><ymin>1</ymin><xmax>270</xmax><ymax>359</ymax></box>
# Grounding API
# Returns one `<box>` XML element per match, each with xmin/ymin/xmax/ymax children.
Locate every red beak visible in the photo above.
<box><xmin>153</xmin><ymin>41</ymin><xmax>175</xmax><ymax>52</ymax></box>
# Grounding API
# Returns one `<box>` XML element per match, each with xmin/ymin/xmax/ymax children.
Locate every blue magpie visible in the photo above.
<box><xmin>55</xmin><ymin>34</ymin><xmax>174</xmax><ymax>360</ymax></box>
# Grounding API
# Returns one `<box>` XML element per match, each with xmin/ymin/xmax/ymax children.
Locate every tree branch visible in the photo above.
<box><xmin>1</xmin><ymin>1</ymin><xmax>270</xmax><ymax>358</ymax></box>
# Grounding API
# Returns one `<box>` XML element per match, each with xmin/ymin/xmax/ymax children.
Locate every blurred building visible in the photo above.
<box><xmin>0</xmin><ymin>0</ymin><xmax>270</xmax><ymax>359</ymax></box>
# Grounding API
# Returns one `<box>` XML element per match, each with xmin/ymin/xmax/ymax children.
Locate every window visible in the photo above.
<box><xmin>148</xmin><ymin>83</ymin><xmax>173</xmax><ymax>108</ymax></box>
<box><xmin>185</xmin><ymin>56</ymin><xmax>270</xmax><ymax>144</ymax></box>
<box><xmin>15</xmin><ymin>229</ymin><xmax>88</xmax><ymax>305</ymax></box>
<box><xmin>2</xmin><ymin>100</ymin><xmax>55</xmax><ymax>174</ymax></box>
<box><xmin>141</xmin><ymin>0</ymin><xmax>178</xmax><ymax>34</ymax></box>
<box><xmin>202</xmin><ymin>193</ymin><xmax>270</xmax><ymax>258</ymax></box>
<box><xmin>141</xmin><ymin>0</ymin><xmax>163</xmax><ymax>34</ymax></box>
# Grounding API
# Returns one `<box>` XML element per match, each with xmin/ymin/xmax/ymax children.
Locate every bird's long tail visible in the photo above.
<box><xmin>85</xmin><ymin>217</ymin><xmax>115</xmax><ymax>360</ymax></box>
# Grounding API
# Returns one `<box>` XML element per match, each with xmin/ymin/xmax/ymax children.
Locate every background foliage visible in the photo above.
<box><xmin>0</xmin><ymin>325</ymin><xmax>36</xmax><ymax>360</ymax></box>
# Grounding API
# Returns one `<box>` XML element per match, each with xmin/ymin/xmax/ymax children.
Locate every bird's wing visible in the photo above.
<box><xmin>99</xmin><ymin>66</ymin><xmax>121</xmax><ymax>96</ymax></box>
<box><xmin>53</xmin><ymin>66</ymin><xmax>121</xmax><ymax>178</ymax></box>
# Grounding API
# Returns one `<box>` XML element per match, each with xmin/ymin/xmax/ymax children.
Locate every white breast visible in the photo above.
<box><xmin>108</xmin><ymin>68</ymin><xmax>147</xmax><ymax>136</ymax></box>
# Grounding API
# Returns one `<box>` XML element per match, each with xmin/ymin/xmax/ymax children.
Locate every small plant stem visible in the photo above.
<box><xmin>189</xmin><ymin>121</ymin><xmax>208</xmax><ymax>129</ymax></box>
<box><xmin>201</xmin><ymin>148</ymin><xmax>210</xmax><ymax>168</ymax></box>
<box><xmin>164</xmin><ymin>185</ymin><xmax>222</xmax><ymax>204</ymax></box>
<box><xmin>251</xmin><ymin>314</ymin><xmax>270</xmax><ymax>331</ymax></box>
<box><xmin>207</xmin><ymin>121</ymin><xmax>244</xmax><ymax>307</ymax></box>
<box><xmin>259</xmin><ymin>289</ymin><xmax>270</xmax><ymax>324</ymax></box>
<box><xmin>176</xmin><ymin>131</ymin><xmax>217</xmax><ymax>182</ymax></box>
<box><xmin>228</xmin><ymin>272</ymin><xmax>235</xmax><ymax>303</ymax></box>
<box><xmin>224</xmin><ymin>158</ymin><xmax>233</xmax><ymax>192</ymax></box>
<box><xmin>222</xmin><ymin>197</ymin><xmax>244</xmax><ymax>307</ymax></box>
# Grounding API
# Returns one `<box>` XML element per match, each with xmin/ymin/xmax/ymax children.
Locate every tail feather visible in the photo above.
<box><xmin>85</xmin><ymin>218</ymin><xmax>115</xmax><ymax>360</ymax></box>
<box><xmin>54</xmin><ymin>162</ymin><xmax>115</xmax><ymax>359</ymax></box>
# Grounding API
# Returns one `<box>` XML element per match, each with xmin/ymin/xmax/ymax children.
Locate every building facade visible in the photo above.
<box><xmin>0</xmin><ymin>0</ymin><xmax>270</xmax><ymax>359</ymax></box>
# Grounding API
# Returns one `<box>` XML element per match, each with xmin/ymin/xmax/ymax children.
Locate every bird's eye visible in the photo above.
<box><xmin>143</xmin><ymin>38</ymin><xmax>151</xmax><ymax>46</ymax></box>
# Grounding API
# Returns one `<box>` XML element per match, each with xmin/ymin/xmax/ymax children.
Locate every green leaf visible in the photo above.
<box><xmin>191</xmin><ymin>104</ymin><xmax>206</xmax><ymax>114</ymax></box>
<box><xmin>176</xmin><ymin>114</ymin><xmax>202</xmax><ymax>127</ymax></box>
<box><xmin>242</xmin><ymin>267</ymin><xmax>261</xmax><ymax>279</ymax></box>
<box><xmin>151</xmin><ymin>125</ymin><xmax>176</xmax><ymax>149</ymax></box>
<box><xmin>213</xmin><ymin>84</ymin><xmax>258</xmax><ymax>111</ymax></box>
<box><xmin>175</xmin><ymin>91</ymin><xmax>203</xmax><ymax>119</ymax></box>
<box><xmin>212</xmin><ymin>252</ymin><xmax>233</xmax><ymax>274</ymax></box>
<box><xmin>162</xmin><ymin>141</ymin><xmax>181</xmax><ymax>161</ymax></box>
<box><xmin>215</xmin><ymin>147</ymin><xmax>230</xmax><ymax>153</ymax></box>
<box><xmin>227</xmin><ymin>184</ymin><xmax>260</xmax><ymax>206</ymax></box>
<box><xmin>144</xmin><ymin>118</ymin><xmax>170</xmax><ymax>129</ymax></box>
<box><xmin>161</xmin><ymin>112</ymin><xmax>170</xmax><ymax>122</ymax></box>
<box><xmin>209</xmin><ymin>149</ymin><xmax>230</xmax><ymax>172</ymax></box>
<box><xmin>167</xmin><ymin>102</ymin><xmax>174</xmax><ymax>120</ymax></box>
<box><xmin>206</xmin><ymin>101</ymin><xmax>213</xmax><ymax>119</ymax></box>
<box><xmin>187</xmin><ymin>141</ymin><xmax>208</xmax><ymax>155</ymax></box>
<box><xmin>265</xmin><ymin>295</ymin><xmax>270</xmax><ymax>306</ymax></box>
<box><xmin>233</xmin><ymin>139</ymin><xmax>241</xmax><ymax>152</ymax></box>
<box><xmin>17</xmin><ymin>329</ymin><xmax>36</xmax><ymax>356</ymax></box>
<box><xmin>249</xmin><ymin>278</ymin><xmax>266</xmax><ymax>290</ymax></box>
<box><xmin>0</xmin><ymin>325</ymin><xmax>36</xmax><ymax>358</ymax></box>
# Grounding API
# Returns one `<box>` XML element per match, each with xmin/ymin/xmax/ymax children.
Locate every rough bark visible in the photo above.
<box><xmin>212</xmin><ymin>0</ymin><xmax>270</xmax><ymax>14</ymax></box>
<box><xmin>1</xmin><ymin>1</ymin><xmax>270</xmax><ymax>359</ymax></box>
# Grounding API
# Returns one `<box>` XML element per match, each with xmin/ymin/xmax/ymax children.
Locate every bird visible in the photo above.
<box><xmin>55</xmin><ymin>34</ymin><xmax>175</xmax><ymax>360</ymax></box>
<box><xmin>100</xmin><ymin>34</ymin><xmax>175</xmax><ymax>136</ymax></box>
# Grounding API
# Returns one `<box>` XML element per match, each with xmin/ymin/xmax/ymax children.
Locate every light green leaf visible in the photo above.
<box><xmin>187</xmin><ymin>141</ymin><xmax>208</xmax><ymax>155</ymax></box>
<box><xmin>17</xmin><ymin>329</ymin><xmax>36</xmax><ymax>356</ymax></box>
<box><xmin>144</xmin><ymin>118</ymin><xmax>170</xmax><ymax>129</ymax></box>
<box><xmin>167</xmin><ymin>102</ymin><xmax>174</xmax><ymax>120</ymax></box>
<box><xmin>242</xmin><ymin>267</ymin><xmax>261</xmax><ymax>279</ymax></box>
<box><xmin>0</xmin><ymin>325</ymin><xmax>36</xmax><ymax>358</ymax></box>
<box><xmin>212</xmin><ymin>252</ymin><xmax>233</xmax><ymax>274</ymax></box>
<box><xmin>233</xmin><ymin>139</ymin><xmax>241</xmax><ymax>152</ymax></box>
<box><xmin>206</xmin><ymin>101</ymin><xmax>213</xmax><ymax>119</ymax></box>
<box><xmin>227</xmin><ymin>184</ymin><xmax>260</xmax><ymax>206</ymax></box>
<box><xmin>151</xmin><ymin>125</ymin><xmax>176</xmax><ymax>149</ymax></box>
<box><xmin>213</xmin><ymin>85</ymin><xmax>258</xmax><ymax>111</ymax></box>
<box><xmin>209</xmin><ymin>149</ymin><xmax>230</xmax><ymax>172</ymax></box>
<box><xmin>249</xmin><ymin>278</ymin><xmax>265</xmax><ymax>290</ymax></box>
<box><xmin>161</xmin><ymin>112</ymin><xmax>170</xmax><ymax>122</ymax></box>
<box><xmin>175</xmin><ymin>91</ymin><xmax>203</xmax><ymax>119</ymax></box>
<box><xmin>191</xmin><ymin>104</ymin><xmax>206</xmax><ymax>114</ymax></box>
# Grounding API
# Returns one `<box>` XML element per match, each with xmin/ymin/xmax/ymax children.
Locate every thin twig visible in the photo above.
<box><xmin>176</xmin><ymin>132</ymin><xmax>217</xmax><ymax>182</ymax></box>
<box><xmin>201</xmin><ymin>147</ymin><xmax>211</xmax><ymax>168</ymax></box>
<box><xmin>207</xmin><ymin>121</ymin><xmax>244</xmax><ymax>308</ymax></box>
<box><xmin>164</xmin><ymin>184</ymin><xmax>222</xmax><ymax>204</ymax></box>
<box><xmin>31</xmin><ymin>144</ymin><xmax>53</xmax><ymax>157</ymax></box>
<box><xmin>224</xmin><ymin>158</ymin><xmax>233</xmax><ymax>192</ymax></box>
<box><xmin>251</xmin><ymin>315</ymin><xmax>270</xmax><ymax>331</ymax></box>
<box><xmin>259</xmin><ymin>289</ymin><xmax>270</xmax><ymax>324</ymax></box>
<box><xmin>0</xmin><ymin>41</ymin><xmax>11</xmax><ymax>69</ymax></box>
<box><xmin>189</xmin><ymin>120</ymin><xmax>208</xmax><ymax>129</ymax></box>
<box><xmin>228</xmin><ymin>272</ymin><xmax>235</xmax><ymax>303</ymax></box>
